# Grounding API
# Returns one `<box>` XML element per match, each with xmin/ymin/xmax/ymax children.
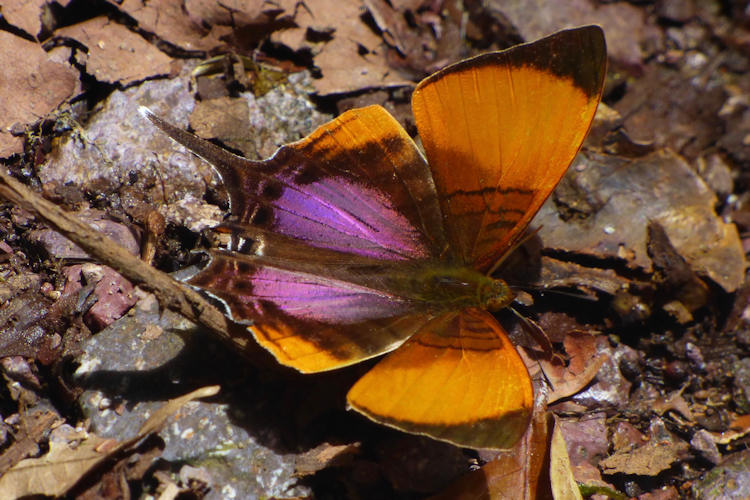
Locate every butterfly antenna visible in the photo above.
<box><xmin>486</xmin><ymin>225</ymin><xmax>544</xmax><ymax>277</ymax></box>
<box><xmin>509</xmin><ymin>284</ymin><xmax>599</xmax><ymax>302</ymax></box>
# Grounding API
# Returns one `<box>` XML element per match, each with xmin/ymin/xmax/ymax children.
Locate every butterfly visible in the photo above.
<box><xmin>141</xmin><ymin>25</ymin><xmax>606</xmax><ymax>450</ymax></box>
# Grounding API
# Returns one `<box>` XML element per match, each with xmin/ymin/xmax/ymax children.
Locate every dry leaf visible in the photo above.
<box><xmin>432</xmin><ymin>410</ymin><xmax>552</xmax><ymax>499</ymax></box>
<box><xmin>54</xmin><ymin>17</ymin><xmax>172</xmax><ymax>84</ymax></box>
<box><xmin>541</xmin><ymin>333</ymin><xmax>607</xmax><ymax>404</ymax></box>
<box><xmin>486</xmin><ymin>0</ymin><xmax>657</xmax><ymax>70</ymax></box>
<box><xmin>1</xmin><ymin>0</ymin><xmax>46</xmax><ymax>37</ymax></box>
<box><xmin>113</xmin><ymin>0</ymin><xmax>223</xmax><ymax>51</ymax></box>
<box><xmin>0</xmin><ymin>436</ymin><xmax>115</xmax><ymax>498</ymax></box>
<box><xmin>0</xmin><ymin>385</ymin><xmax>220</xmax><ymax>498</ymax></box>
<box><xmin>0</xmin><ymin>31</ymin><xmax>77</xmax><ymax>157</ymax></box>
<box><xmin>599</xmin><ymin>420</ymin><xmax>689</xmax><ymax>476</ymax></box>
<box><xmin>549</xmin><ymin>418</ymin><xmax>583</xmax><ymax>500</ymax></box>
<box><xmin>270</xmin><ymin>0</ymin><xmax>411</xmax><ymax>94</ymax></box>
<box><xmin>432</xmin><ymin>415</ymin><xmax>586</xmax><ymax>499</ymax></box>
<box><xmin>537</xmin><ymin>150</ymin><xmax>745</xmax><ymax>293</ymax></box>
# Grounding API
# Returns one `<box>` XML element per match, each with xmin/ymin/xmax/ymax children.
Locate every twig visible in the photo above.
<box><xmin>0</xmin><ymin>169</ymin><xmax>260</xmax><ymax>357</ymax></box>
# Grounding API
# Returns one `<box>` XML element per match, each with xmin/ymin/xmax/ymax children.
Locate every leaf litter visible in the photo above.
<box><xmin>1</xmin><ymin>0</ymin><xmax>750</xmax><ymax>498</ymax></box>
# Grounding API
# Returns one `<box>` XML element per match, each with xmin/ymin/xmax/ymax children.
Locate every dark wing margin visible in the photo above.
<box><xmin>411</xmin><ymin>26</ymin><xmax>606</xmax><ymax>271</ymax></box>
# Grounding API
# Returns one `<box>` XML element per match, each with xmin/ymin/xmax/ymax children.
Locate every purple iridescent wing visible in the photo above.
<box><xmin>189</xmin><ymin>249</ymin><xmax>436</xmax><ymax>372</ymax></box>
<box><xmin>142</xmin><ymin>106</ymin><xmax>447</xmax><ymax>371</ymax></box>
<box><xmin>144</xmin><ymin>105</ymin><xmax>448</xmax><ymax>261</ymax></box>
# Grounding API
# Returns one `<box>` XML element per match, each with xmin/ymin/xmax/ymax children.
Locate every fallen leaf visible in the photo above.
<box><xmin>431</xmin><ymin>411</ymin><xmax>552</xmax><ymax>499</ymax></box>
<box><xmin>112</xmin><ymin>0</ymin><xmax>224</xmax><ymax>51</ymax></box>
<box><xmin>541</xmin><ymin>333</ymin><xmax>607</xmax><ymax>404</ymax></box>
<box><xmin>53</xmin><ymin>17</ymin><xmax>173</xmax><ymax>84</ymax></box>
<box><xmin>615</xmin><ymin>65</ymin><xmax>727</xmax><ymax>161</ymax></box>
<box><xmin>538</xmin><ymin>256</ymin><xmax>632</xmax><ymax>297</ymax></box>
<box><xmin>599</xmin><ymin>419</ymin><xmax>689</xmax><ymax>476</ymax></box>
<box><xmin>0</xmin><ymin>31</ymin><xmax>77</xmax><ymax>157</ymax></box>
<box><xmin>485</xmin><ymin>0</ymin><xmax>660</xmax><ymax>71</ymax></box>
<box><xmin>0</xmin><ymin>436</ymin><xmax>116</xmax><ymax>498</ymax></box>
<box><xmin>652</xmin><ymin>391</ymin><xmax>694</xmax><ymax>421</ymax></box>
<box><xmin>270</xmin><ymin>0</ymin><xmax>412</xmax><ymax>94</ymax></box>
<box><xmin>549</xmin><ymin>417</ymin><xmax>583</xmax><ymax>500</ymax></box>
<box><xmin>189</xmin><ymin>97</ymin><xmax>254</xmax><ymax>157</ymax></box>
<box><xmin>0</xmin><ymin>385</ymin><xmax>219</xmax><ymax>498</ymax></box>
<box><xmin>0</xmin><ymin>409</ymin><xmax>60</xmax><ymax>477</ymax></box>
<box><xmin>547</xmin><ymin>356</ymin><xmax>607</xmax><ymax>404</ymax></box>
<box><xmin>432</xmin><ymin>413</ymin><xmax>586</xmax><ymax>499</ymax></box>
<box><xmin>1</xmin><ymin>0</ymin><xmax>46</xmax><ymax>37</ymax></box>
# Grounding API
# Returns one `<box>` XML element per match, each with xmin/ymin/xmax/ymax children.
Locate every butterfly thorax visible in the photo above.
<box><xmin>395</xmin><ymin>264</ymin><xmax>515</xmax><ymax>313</ymax></box>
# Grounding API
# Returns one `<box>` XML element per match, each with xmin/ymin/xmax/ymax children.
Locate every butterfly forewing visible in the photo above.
<box><xmin>144</xmin><ymin>105</ymin><xmax>448</xmax><ymax>261</ymax></box>
<box><xmin>411</xmin><ymin>26</ymin><xmax>606</xmax><ymax>271</ymax></box>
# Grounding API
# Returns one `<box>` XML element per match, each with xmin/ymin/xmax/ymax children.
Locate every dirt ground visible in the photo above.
<box><xmin>2</xmin><ymin>0</ymin><xmax>750</xmax><ymax>498</ymax></box>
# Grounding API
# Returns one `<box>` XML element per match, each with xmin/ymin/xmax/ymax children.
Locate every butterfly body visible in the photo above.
<box><xmin>143</xmin><ymin>25</ymin><xmax>606</xmax><ymax>449</ymax></box>
<box><xmin>382</xmin><ymin>263</ymin><xmax>514</xmax><ymax>312</ymax></box>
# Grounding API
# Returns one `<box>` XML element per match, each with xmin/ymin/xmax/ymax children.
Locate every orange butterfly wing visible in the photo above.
<box><xmin>411</xmin><ymin>25</ymin><xmax>606</xmax><ymax>271</ymax></box>
<box><xmin>347</xmin><ymin>309</ymin><xmax>532</xmax><ymax>449</ymax></box>
<box><xmin>346</xmin><ymin>26</ymin><xmax>606</xmax><ymax>449</ymax></box>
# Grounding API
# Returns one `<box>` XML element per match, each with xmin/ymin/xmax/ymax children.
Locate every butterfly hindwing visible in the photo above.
<box><xmin>346</xmin><ymin>308</ymin><xmax>533</xmax><ymax>449</ymax></box>
<box><xmin>411</xmin><ymin>26</ymin><xmax>606</xmax><ymax>271</ymax></box>
<box><xmin>188</xmin><ymin>250</ymin><xmax>436</xmax><ymax>372</ymax></box>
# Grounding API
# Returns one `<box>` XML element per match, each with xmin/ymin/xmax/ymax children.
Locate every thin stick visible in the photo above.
<box><xmin>0</xmin><ymin>169</ymin><xmax>259</xmax><ymax>357</ymax></box>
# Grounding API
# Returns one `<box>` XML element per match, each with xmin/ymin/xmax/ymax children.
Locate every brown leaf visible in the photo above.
<box><xmin>189</xmin><ymin>97</ymin><xmax>254</xmax><ymax>157</ymax></box>
<box><xmin>431</xmin><ymin>412</ymin><xmax>552</xmax><ymax>500</ymax></box>
<box><xmin>538</xmin><ymin>256</ymin><xmax>632</xmax><ymax>297</ymax></box>
<box><xmin>0</xmin><ymin>437</ymin><xmax>115</xmax><ymax>498</ymax></box>
<box><xmin>540</xmin><ymin>333</ymin><xmax>607</xmax><ymax>404</ymax></box>
<box><xmin>546</xmin><ymin>355</ymin><xmax>607</xmax><ymax>404</ymax></box>
<box><xmin>1</xmin><ymin>0</ymin><xmax>46</xmax><ymax>37</ymax></box>
<box><xmin>615</xmin><ymin>65</ymin><xmax>727</xmax><ymax>161</ymax></box>
<box><xmin>433</xmin><ymin>415</ymin><xmax>588</xmax><ymax>499</ymax></box>
<box><xmin>0</xmin><ymin>385</ymin><xmax>219</xmax><ymax>498</ymax></box>
<box><xmin>53</xmin><ymin>17</ymin><xmax>173</xmax><ymax>84</ymax></box>
<box><xmin>271</xmin><ymin>0</ymin><xmax>412</xmax><ymax>94</ymax></box>
<box><xmin>113</xmin><ymin>0</ymin><xmax>223</xmax><ymax>52</ymax></box>
<box><xmin>362</xmin><ymin>0</ymin><xmax>461</xmax><ymax>76</ymax></box>
<box><xmin>599</xmin><ymin>419</ymin><xmax>689</xmax><ymax>476</ymax></box>
<box><xmin>0</xmin><ymin>409</ymin><xmax>60</xmax><ymax>476</ymax></box>
<box><xmin>647</xmin><ymin>221</ymin><xmax>710</xmax><ymax>317</ymax></box>
<box><xmin>0</xmin><ymin>31</ymin><xmax>77</xmax><ymax>157</ymax></box>
<box><xmin>484</xmin><ymin>0</ymin><xmax>661</xmax><ymax>71</ymax></box>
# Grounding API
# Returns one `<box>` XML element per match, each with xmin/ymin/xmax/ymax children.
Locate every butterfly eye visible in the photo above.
<box><xmin>482</xmin><ymin>279</ymin><xmax>514</xmax><ymax>312</ymax></box>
